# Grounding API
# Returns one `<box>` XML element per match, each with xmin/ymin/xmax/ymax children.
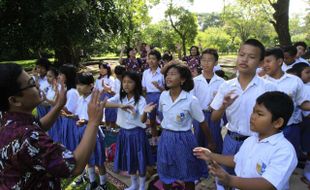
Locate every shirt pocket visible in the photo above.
<box><xmin>171</xmin><ymin>108</ymin><xmax>190</xmax><ymax>125</ymax></box>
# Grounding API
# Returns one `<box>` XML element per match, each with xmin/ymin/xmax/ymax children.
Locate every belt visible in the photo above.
<box><xmin>227</xmin><ymin>130</ymin><xmax>249</xmax><ymax>141</ymax></box>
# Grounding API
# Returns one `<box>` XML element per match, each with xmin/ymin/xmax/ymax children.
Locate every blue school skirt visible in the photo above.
<box><xmin>78</xmin><ymin>124</ymin><xmax>106</xmax><ymax>166</ymax></box>
<box><xmin>146</xmin><ymin>92</ymin><xmax>161</xmax><ymax>120</ymax></box>
<box><xmin>101</xmin><ymin>93</ymin><xmax>117</xmax><ymax>122</ymax></box>
<box><xmin>193</xmin><ymin>111</ymin><xmax>223</xmax><ymax>153</ymax></box>
<box><xmin>157</xmin><ymin>129</ymin><xmax>208</xmax><ymax>184</ymax></box>
<box><xmin>61</xmin><ymin>116</ymin><xmax>80</xmax><ymax>152</ymax></box>
<box><xmin>48</xmin><ymin>116</ymin><xmax>63</xmax><ymax>143</ymax></box>
<box><xmin>36</xmin><ymin>104</ymin><xmax>50</xmax><ymax>119</ymax></box>
<box><xmin>114</xmin><ymin>127</ymin><xmax>154</xmax><ymax>176</ymax></box>
<box><xmin>301</xmin><ymin>118</ymin><xmax>310</xmax><ymax>152</ymax></box>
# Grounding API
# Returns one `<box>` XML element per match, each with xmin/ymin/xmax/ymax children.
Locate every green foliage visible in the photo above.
<box><xmin>197</xmin><ymin>12</ymin><xmax>224</xmax><ymax>31</ymax></box>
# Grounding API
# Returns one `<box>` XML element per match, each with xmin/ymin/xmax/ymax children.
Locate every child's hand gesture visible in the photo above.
<box><xmin>208</xmin><ymin>160</ymin><xmax>231</xmax><ymax>187</ymax></box>
<box><xmin>144</xmin><ymin>103</ymin><xmax>157</xmax><ymax>113</ymax></box>
<box><xmin>193</xmin><ymin>147</ymin><xmax>212</xmax><ymax>161</ymax></box>
<box><xmin>54</xmin><ymin>80</ymin><xmax>67</xmax><ymax>108</ymax></box>
<box><xmin>222</xmin><ymin>90</ymin><xmax>238</xmax><ymax>109</ymax></box>
<box><xmin>87</xmin><ymin>89</ymin><xmax>107</xmax><ymax>126</ymax></box>
<box><xmin>120</xmin><ymin>104</ymin><xmax>135</xmax><ymax>114</ymax></box>
<box><xmin>76</xmin><ymin>119</ymin><xmax>86</xmax><ymax>126</ymax></box>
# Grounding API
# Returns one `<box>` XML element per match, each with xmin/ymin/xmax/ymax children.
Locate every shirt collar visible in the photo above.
<box><xmin>148</xmin><ymin>67</ymin><xmax>161</xmax><ymax>75</ymax></box>
<box><xmin>257</xmin><ymin>132</ymin><xmax>284</xmax><ymax>146</ymax></box>
<box><xmin>231</xmin><ymin>75</ymin><xmax>259</xmax><ymax>90</ymax></box>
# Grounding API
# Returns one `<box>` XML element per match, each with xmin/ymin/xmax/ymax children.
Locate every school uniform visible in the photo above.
<box><xmin>301</xmin><ymin>83</ymin><xmax>310</xmax><ymax>153</ymax></box>
<box><xmin>74</xmin><ymin>94</ymin><xmax>106</xmax><ymax>167</ymax></box>
<box><xmin>45</xmin><ymin>84</ymin><xmax>63</xmax><ymax>143</ymax></box>
<box><xmin>113</xmin><ymin>78</ymin><xmax>121</xmax><ymax>95</ymax></box>
<box><xmin>264</xmin><ymin>73</ymin><xmax>308</xmax><ymax>155</ymax></box>
<box><xmin>234</xmin><ymin>132</ymin><xmax>297</xmax><ymax>190</ymax></box>
<box><xmin>95</xmin><ymin>76</ymin><xmax>117</xmax><ymax>123</ymax></box>
<box><xmin>191</xmin><ymin>73</ymin><xmax>225</xmax><ymax>153</ymax></box>
<box><xmin>61</xmin><ymin>88</ymin><xmax>80</xmax><ymax>151</ymax></box>
<box><xmin>282</xmin><ymin>60</ymin><xmax>310</xmax><ymax>72</ymax></box>
<box><xmin>142</xmin><ymin>67</ymin><xmax>164</xmax><ymax>120</ymax></box>
<box><xmin>210</xmin><ymin>75</ymin><xmax>277</xmax><ymax>174</ymax></box>
<box><xmin>108</xmin><ymin>94</ymin><xmax>154</xmax><ymax>175</ymax></box>
<box><xmin>157</xmin><ymin>90</ymin><xmax>208</xmax><ymax>184</ymax></box>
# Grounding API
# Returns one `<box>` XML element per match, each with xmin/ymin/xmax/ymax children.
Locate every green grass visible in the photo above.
<box><xmin>0</xmin><ymin>58</ymin><xmax>55</xmax><ymax>70</ymax></box>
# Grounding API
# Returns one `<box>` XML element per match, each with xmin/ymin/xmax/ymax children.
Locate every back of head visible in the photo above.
<box><xmin>36</xmin><ymin>58</ymin><xmax>51</xmax><ymax>70</ymax></box>
<box><xmin>243</xmin><ymin>39</ymin><xmax>265</xmax><ymax>61</ymax></box>
<box><xmin>0</xmin><ymin>63</ymin><xmax>23</xmax><ymax>112</ymax></box>
<box><xmin>294</xmin><ymin>41</ymin><xmax>307</xmax><ymax>50</ymax></box>
<box><xmin>265</xmin><ymin>48</ymin><xmax>284</xmax><ymax>60</ymax></box>
<box><xmin>256</xmin><ymin>91</ymin><xmax>294</xmax><ymax>128</ymax></box>
<box><xmin>76</xmin><ymin>72</ymin><xmax>94</xmax><ymax>85</ymax></box>
<box><xmin>162</xmin><ymin>52</ymin><xmax>173</xmax><ymax>62</ymax></box>
<box><xmin>114</xmin><ymin>65</ymin><xmax>126</xmax><ymax>76</ymax></box>
<box><xmin>201</xmin><ymin>48</ymin><xmax>219</xmax><ymax>62</ymax></box>
<box><xmin>282</xmin><ymin>45</ymin><xmax>297</xmax><ymax>57</ymax></box>
<box><xmin>59</xmin><ymin>64</ymin><xmax>77</xmax><ymax>90</ymax></box>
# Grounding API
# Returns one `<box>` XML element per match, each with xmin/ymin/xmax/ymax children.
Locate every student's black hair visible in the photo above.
<box><xmin>256</xmin><ymin>91</ymin><xmax>294</xmax><ymax>129</ymax></box>
<box><xmin>215</xmin><ymin>70</ymin><xmax>228</xmax><ymax>80</ymax></box>
<box><xmin>162</xmin><ymin>52</ymin><xmax>173</xmax><ymax>62</ymax></box>
<box><xmin>242</xmin><ymin>39</ymin><xmax>265</xmax><ymax>61</ymax></box>
<box><xmin>282</xmin><ymin>45</ymin><xmax>297</xmax><ymax>57</ymax></box>
<box><xmin>98</xmin><ymin>62</ymin><xmax>112</xmax><ymax>79</ymax></box>
<box><xmin>148</xmin><ymin>49</ymin><xmax>162</xmax><ymax>61</ymax></box>
<box><xmin>0</xmin><ymin>63</ymin><xmax>23</xmax><ymax>112</ymax></box>
<box><xmin>35</xmin><ymin>58</ymin><xmax>51</xmax><ymax>70</ymax></box>
<box><xmin>126</xmin><ymin>47</ymin><xmax>137</xmax><ymax>58</ymax></box>
<box><xmin>58</xmin><ymin>64</ymin><xmax>77</xmax><ymax>90</ymax></box>
<box><xmin>48</xmin><ymin>67</ymin><xmax>59</xmax><ymax>77</ymax></box>
<box><xmin>76</xmin><ymin>72</ymin><xmax>94</xmax><ymax>85</ymax></box>
<box><xmin>201</xmin><ymin>48</ymin><xmax>219</xmax><ymax>62</ymax></box>
<box><xmin>294</xmin><ymin>41</ymin><xmax>307</xmax><ymax>50</ymax></box>
<box><xmin>189</xmin><ymin>46</ymin><xmax>200</xmax><ymax>56</ymax></box>
<box><xmin>265</xmin><ymin>48</ymin><xmax>284</xmax><ymax>60</ymax></box>
<box><xmin>286</xmin><ymin>62</ymin><xmax>309</xmax><ymax>78</ymax></box>
<box><xmin>120</xmin><ymin>71</ymin><xmax>142</xmax><ymax>105</ymax></box>
<box><xmin>164</xmin><ymin>63</ymin><xmax>194</xmax><ymax>92</ymax></box>
<box><xmin>114</xmin><ymin>65</ymin><xmax>126</xmax><ymax>76</ymax></box>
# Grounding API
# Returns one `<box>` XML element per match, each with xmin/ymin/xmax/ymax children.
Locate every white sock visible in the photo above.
<box><xmin>138</xmin><ymin>176</ymin><xmax>146</xmax><ymax>190</ymax></box>
<box><xmin>304</xmin><ymin>161</ymin><xmax>310</xmax><ymax>181</ymax></box>
<box><xmin>99</xmin><ymin>174</ymin><xmax>107</xmax><ymax>185</ymax></box>
<box><xmin>125</xmin><ymin>175</ymin><xmax>138</xmax><ymax>190</ymax></box>
<box><xmin>88</xmin><ymin>167</ymin><xmax>96</xmax><ymax>183</ymax></box>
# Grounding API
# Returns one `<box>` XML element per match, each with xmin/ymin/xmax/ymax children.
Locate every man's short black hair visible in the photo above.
<box><xmin>256</xmin><ymin>91</ymin><xmax>294</xmax><ymax>129</ymax></box>
<box><xmin>76</xmin><ymin>72</ymin><xmax>94</xmax><ymax>85</ymax></box>
<box><xmin>35</xmin><ymin>58</ymin><xmax>51</xmax><ymax>70</ymax></box>
<box><xmin>294</xmin><ymin>41</ymin><xmax>307</xmax><ymax>50</ymax></box>
<box><xmin>201</xmin><ymin>48</ymin><xmax>219</xmax><ymax>62</ymax></box>
<box><xmin>148</xmin><ymin>49</ymin><xmax>161</xmax><ymax>61</ymax></box>
<box><xmin>243</xmin><ymin>39</ymin><xmax>265</xmax><ymax>61</ymax></box>
<box><xmin>282</xmin><ymin>45</ymin><xmax>298</xmax><ymax>57</ymax></box>
<box><xmin>265</xmin><ymin>48</ymin><xmax>284</xmax><ymax>60</ymax></box>
<box><xmin>114</xmin><ymin>65</ymin><xmax>126</xmax><ymax>76</ymax></box>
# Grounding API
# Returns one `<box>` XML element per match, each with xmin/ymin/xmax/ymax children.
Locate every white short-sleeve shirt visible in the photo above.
<box><xmin>159</xmin><ymin>90</ymin><xmax>204</xmax><ymax>131</ymax></box>
<box><xmin>33</xmin><ymin>76</ymin><xmax>49</xmax><ymax>91</ymax></box>
<box><xmin>65</xmin><ymin>88</ymin><xmax>80</xmax><ymax>113</ymax></box>
<box><xmin>234</xmin><ymin>132</ymin><xmax>297</xmax><ymax>190</ymax></box>
<box><xmin>302</xmin><ymin>83</ymin><xmax>310</xmax><ymax>117</ymax></box>
<box><xmin>94</xmin><ymin>76</ymin><xmax>115</xmax><ymax>92</ymax></box>
<box><xmin>74</xmin><ymin>94</ymin><xmax>91</xmax><ymax>120</ymax></box>
<box><xmin>112</xmin><ymin>78</ymin><xmax>121</xmax><ymax>95</ymax></box>
<box><xmin>264</xmin><ymin>73</ymin><xmax>308</xmax><ymax>125</ymax></box>
<box><xmin>108</xmin><ymin>94</ymin><xmax>146</xmax><ymax>129</ymax></box>
<box><xmin>142</xmin><ymin>67</ymin><xmax>165</xmax><ymax>93</ymax></box>
<box><xmin>191</xmin><ymin>74</ymin><xmax>225</xmax><ymax>110</ymax></box>
<box><xmin>210</xmin><ymin>75</ymin><xmax>277</xmax><ymax>136</ymax></box>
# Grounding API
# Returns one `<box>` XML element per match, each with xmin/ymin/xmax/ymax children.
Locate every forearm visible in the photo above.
<box><xmin>210</xmin><ymin>153</ymin><xmax>235</xmax><ymax>168</ymax></box>
<box><xmin>105</xmin><ymin>102</ymin><xmax>122</xmax><ymax>108</ymax></box>
<box><xmin>39</xmin><ymin>104</ymin><xmax>62</xmax><ymax>131</ymax></box>
<box><xmin>200</xmin><ymin>121</ymin><xmax>213</xmax><ymax>144</ymax></box>
<box><xmin>300</xmin><ymin>101</ymin><xmax>310</xmax><ymax>111</ymax></box>
<box><xmin>141</xmin><ymin>111</ymin><xmax>148</xmax><ymax>123</ymax></box>
<box><xmin>211</xmin><ymin>106</ymin><xmax>225</xmax><ymax>121</ymax></box>
<box><xmin>228</xmin><ymin>176</ymin><xmax>275</xmax><ymax>190</ymax></box>
<box><xmin>72</xmin><ymin>122</ymin><xmax>99</xmax><ymax>176</ymax></box>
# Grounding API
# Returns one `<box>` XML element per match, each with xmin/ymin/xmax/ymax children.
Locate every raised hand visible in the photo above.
<box><xmin>120</xmin><ymin>104</ymin><xmax>135</xmax><ymax>114</ymax></box>
<box><xmin>193</xmin><ymin>147</ymin><xmax>212</xmax><ymax>161</ymax></box>
<box><xmin>144</xmin><ymin>103</ymin><xmax>157</xmax><ymax>113</ymax></box>
<box><xmin>222</xmin><ymin>90</ymin><xmax>238</xmax><ymax>109</ymax></box>
<box><xmin>54</xmin><ymin>80</ymin><xmax>67</xmax><ymax>108</ymax></box>
<box><xmin>87</xmin><ymin>89</ymin><xmax>107</xmax><ymax>126</ymax></box>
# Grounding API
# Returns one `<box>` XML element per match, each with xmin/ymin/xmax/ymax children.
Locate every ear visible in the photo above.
<box><xmin>8</xmin><ymin>96</ymin><xmax>22</xmax><ymax>107</ymax></box>
<box><xmin>277</xmin><ymin>58</ymin><xmax>283</xmax><ymax>66</ymax></box>
<box><xmin>272</xmin><ymin>117</ymin><xmax>284</xmax><ymax>129</ymax></box>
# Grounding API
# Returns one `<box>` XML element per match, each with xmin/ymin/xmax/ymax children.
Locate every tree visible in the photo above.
<box><xmin>0</xmin><ymin>0</ymin><xmax>121</xmax><ymax>65</ymax></box>
<box><xmin>165</xmin><ymin>3</ymin><xmax>198</xmax><ymax>56</ymax></box>
<box><xmin>197</xmin><ymin>12</ymin><xmax>223</xmax><ymax>31</ymax></box>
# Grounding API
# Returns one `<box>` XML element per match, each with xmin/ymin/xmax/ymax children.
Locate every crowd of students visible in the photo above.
<box><xmin>0</xmin><ymin>39</ymin><xmax>309</xmax><ymax>190</ymax></box>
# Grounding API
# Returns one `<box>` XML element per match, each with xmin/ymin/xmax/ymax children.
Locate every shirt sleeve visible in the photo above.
<box><xmin>296</xmin><ymin>79</ymin><xmax>308</xmax><ymax>106</ymax></box>
<box><xmin>20</xmin><ymin>127</ymin><xmax>76</xmax><ymax>178</ymax></box>
<box><xmin>189</xmin><ymin>96</ymin><xmax>204</xmax><ymax>122</ymax></box>
<box><xmin>138</xmin><ymin>97</ymin><xmax>147</xmax><ymax>116</ymax></box>
<box><xmin>141</xmin><ymin>71</ymin><xmax>146</xmax><ymax>88</ymax></box>
<box><xmin>108</xmin><ymin>94</ymin><xmax>120</xmax><ymax>104</ymax></box>
<box><xmin>158</xmin><ymin>93</ymin><xmax>164</xmax><ymax>112</ymax></box>
<box><xmin>210</xmin><ymin>82</ymin><xmax>226</xmax><ymax>110</ymax></box>
<box><xmin>261</xmin><ymin>145</ymin><xmax>298</xmax><ymax>190</ymax></box>
<box><xmin>65</xmin><ymin>90</ymin><xmax>79</xmax><ymax>113</ymax></box>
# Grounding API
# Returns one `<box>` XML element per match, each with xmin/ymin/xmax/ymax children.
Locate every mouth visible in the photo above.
<box><xmin>238</xmin><ymin>63</ymin><xmax>248</xmax><ymax>68</ymax></box>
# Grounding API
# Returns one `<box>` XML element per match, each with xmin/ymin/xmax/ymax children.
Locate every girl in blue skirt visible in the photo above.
<box><xmin>158</xmin><ymin>63</ymin><xmax>214</xmax><ymax>190</ymax></box>
<box><xmin>105</xmin><ymin>71</ymin><xmax>155</xmax><ymax>190</ymax></box>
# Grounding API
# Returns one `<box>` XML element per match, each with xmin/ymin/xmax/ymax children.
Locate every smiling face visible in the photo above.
<box><xmin>263</xmin><ymin>55</ymin><xmax>282</xmax><ymax>77</ymax></box>
<box><xmin>237</xmin><ymin>44</ymin><xmax>262</xmax><ymax>75</ymax></box>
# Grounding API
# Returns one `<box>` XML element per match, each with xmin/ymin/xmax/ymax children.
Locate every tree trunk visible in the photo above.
<box><xmin>269</xmin><ymin>0</ymin><xmax>291</xmax><ymax>46</ymax></box>
<box><xmin>182</xmin><ymin>36</ymin><xmax>187</xmax><ymax>57</ymax></box>
<box><xmin>54</xmin><ymin>45</ymin><xmax>80</xmax><ymax>67</ymax></box>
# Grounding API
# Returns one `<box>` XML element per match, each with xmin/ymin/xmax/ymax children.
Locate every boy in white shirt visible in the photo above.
<box><xmin>263</xmin><ymin>47</ymin><xmax>310</xmax><ymax>156</ymax></box>
<box><xmin>194</xmin><ymin>91</ymin><xmax>297</xmax><ymax>190</ymax></box>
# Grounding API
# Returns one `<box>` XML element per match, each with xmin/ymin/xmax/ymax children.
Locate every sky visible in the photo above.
<box><xmin>149</xmin><ymin>0</ymin><xmax>309</xmax><ymax>23</ymax></box>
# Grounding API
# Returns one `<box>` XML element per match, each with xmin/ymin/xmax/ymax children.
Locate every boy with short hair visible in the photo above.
<box><xmin>194</xmin><ymin>91</ymin><xmax>298</xmax><ymax>190</ymax></box>
<box><xmin>294</xmin><ymin>41</ymin><xmax>309</xmax><ymax>64</ymax></box>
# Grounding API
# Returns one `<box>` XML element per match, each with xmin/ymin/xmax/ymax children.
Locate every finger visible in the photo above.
<box><xmin>99</xmin><ymin>98</ymin><xmax>108</xmax><ymax>109</ymax></box>
<box><xmin>91</xmin><ymin>89</ymin><xmax>99</xmax><ymax>105</ymax></box>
